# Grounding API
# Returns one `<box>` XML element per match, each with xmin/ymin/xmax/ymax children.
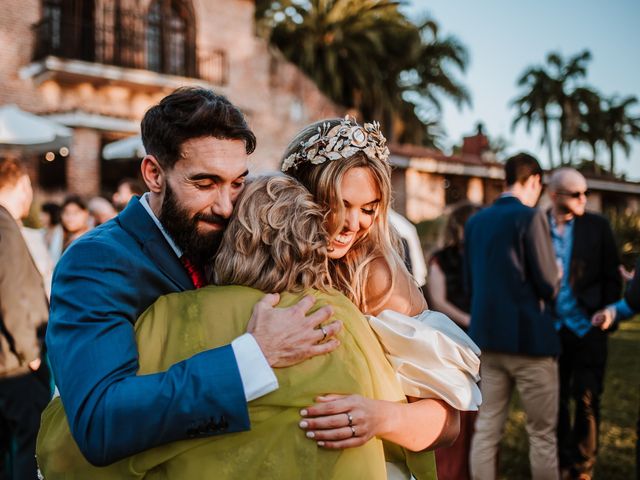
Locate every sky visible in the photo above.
<box><xmin>403</xmin><ymin>0</ymin><xmax>640</xmax><ymax>180</ymax></box>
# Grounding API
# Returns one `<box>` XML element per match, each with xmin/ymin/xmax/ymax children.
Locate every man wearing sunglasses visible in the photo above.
<box><xmin>547</xmin><ymin>168</ymin><xmax>621</xmax><ymax>480</ymax></box>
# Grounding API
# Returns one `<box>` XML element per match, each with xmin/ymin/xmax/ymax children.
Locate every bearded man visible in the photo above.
<box><xmin>47</xmin><ymin>88</ymin><xmax>341</xmax><ymax>466</ymax></box>
<box><xmin>547</xmin><ymin>168</ymin><xmax>621</xmax><ymax>480</ymax></box>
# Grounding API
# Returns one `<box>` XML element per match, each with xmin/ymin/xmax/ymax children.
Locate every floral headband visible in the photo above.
<box><xmin>281</xmin><ymin>116</ymin><xmax>390</xmax><ymax>173</ymax></box>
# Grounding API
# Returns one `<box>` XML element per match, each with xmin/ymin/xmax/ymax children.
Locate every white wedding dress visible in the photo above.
<box><xmin>368</xmin><ymin>309</ymin><xmax>482</xmax><ymax>479</ymax></box>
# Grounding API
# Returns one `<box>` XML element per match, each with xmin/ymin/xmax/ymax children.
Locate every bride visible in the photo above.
<box><xmin>283</xmin><ymin>117</ymin><xmax>482</xmax><ymax>476</ymax></box>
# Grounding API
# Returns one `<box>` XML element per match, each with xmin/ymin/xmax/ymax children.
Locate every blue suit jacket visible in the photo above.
<box><xmin>464</xmin><ymin>196</ymin><xmax>561</xmax><ymax>357</ymax></box>
<box><xmin>47</xmin><ymin>197</ymin><xmax>249</xmax><ymax>466</ymax></box>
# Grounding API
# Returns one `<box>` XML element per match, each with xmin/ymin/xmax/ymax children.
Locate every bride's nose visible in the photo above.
<box><xmin>344</xmin><ymin>209</ymin><xmax>360</xmax><ymax>232</ymax></box>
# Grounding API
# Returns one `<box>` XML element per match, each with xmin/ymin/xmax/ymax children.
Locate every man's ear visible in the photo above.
<box><xmin>141</xmin><ymin>155</ymin><xmax>165</xmax><ymax>193</ymax></box>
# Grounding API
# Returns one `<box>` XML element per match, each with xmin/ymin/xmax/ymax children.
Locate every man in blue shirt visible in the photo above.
<box><xmin>547</xmin><ymin>168</ymin><xmax>621</xmax><ymax>480</ymax></box>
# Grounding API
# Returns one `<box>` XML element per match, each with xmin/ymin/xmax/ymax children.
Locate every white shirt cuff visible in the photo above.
<box><xmin>231</xmin><ymin>333</ymin><xmax>278</xmax><ymax>401</ymax></box>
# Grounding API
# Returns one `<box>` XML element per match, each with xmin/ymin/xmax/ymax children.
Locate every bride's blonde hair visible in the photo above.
<box><xmin>283</xmin><ymin>118</ymin><xmax>405</xmax><ymax>313</ymax></box>
<box><xmin>212</xmin><ymin>175</ymin><xmax>332</xmax><ymax>293</ymax></box>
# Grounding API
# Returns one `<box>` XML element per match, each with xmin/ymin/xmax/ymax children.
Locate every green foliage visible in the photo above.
<box><xmin>256</xmin><ymin>1</ymin><xmax>470</xmax><ymax>147</ymax></box>
<box><xmin>606</xmin><ymin>208</ymin><xmax>640</xmax><ymax>268</ymax></box>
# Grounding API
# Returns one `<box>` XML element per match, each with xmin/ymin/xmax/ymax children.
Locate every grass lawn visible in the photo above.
<box><xmin>498</xmin><ymin>317</ymin><xmax>640</xmax><ymax>479</ymax></box>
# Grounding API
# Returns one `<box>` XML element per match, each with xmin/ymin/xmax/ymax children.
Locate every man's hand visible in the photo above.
<box><xmin>620</xmin><ymin>265</ymin><xmax>635</xmax><ymax>282</ymax></box>
<box><xmin>247</xmin><ymin>293</ymin><xmax>341</xmax><ymax>368</ymax></box>
<box><xmin>591</xmin><ymin>307</ymin><xmax>615</xmax><ymax>331</ymax></box>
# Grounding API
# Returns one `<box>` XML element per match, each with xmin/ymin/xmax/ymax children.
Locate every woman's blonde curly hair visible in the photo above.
<box><xmin>212</xmin><ymin>175</ymin><xmax>333</xmax><ymax>293</ymax></box>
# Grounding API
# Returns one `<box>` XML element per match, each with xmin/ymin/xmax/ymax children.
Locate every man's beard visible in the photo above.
<box><xmin>159</xmin><ymin>183</ymin><xmax>228</xmax><ymax>267</ymax></box>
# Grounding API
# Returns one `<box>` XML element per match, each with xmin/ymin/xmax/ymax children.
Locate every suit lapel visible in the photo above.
<box><xmin>569</xmin><ymin>215</ymin><xmax>587</xmax><ymax>286</ymax></box>
<box><xmin>118</xmin><ymin>197</ymin><xmax>194</xmax><ymax>291</ymax></box>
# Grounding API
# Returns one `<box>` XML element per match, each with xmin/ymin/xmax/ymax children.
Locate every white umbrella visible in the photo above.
<box><xmin>103</xmin><ymin>135</ymin><xmax>146</xmax><ymax>160</ymax></box>
<box><xmin>0</xmin><ymin>104</ymin><xmax>72</xmax><ymax>152</ymax></box>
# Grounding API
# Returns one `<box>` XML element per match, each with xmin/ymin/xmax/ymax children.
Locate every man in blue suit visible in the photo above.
<box><xmin>46</xmin><ymin>88</ymin><xmax>341</xmax><ymax>466</ymax></box>
<box><xmin>465</xmin><ymin>153</ymin><xmax>561</xmax><ymax>480</ymax></box>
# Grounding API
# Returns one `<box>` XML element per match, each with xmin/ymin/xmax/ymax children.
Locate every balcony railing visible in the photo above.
<box><xmin>31</xmin><ymin>12</ymin><xmax>227</xmax><ymax>86</ymax></box>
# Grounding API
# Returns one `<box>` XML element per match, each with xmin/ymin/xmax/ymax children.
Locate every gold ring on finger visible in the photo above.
<box><xmin>346</xmin><ymin>412</ymin><xmax>353</xmax><ymax>426</ymax></box>
<box><xmin>350</xmin><ymin>426</ymin><xmax>356</xmax><ymax>438</ymax></box>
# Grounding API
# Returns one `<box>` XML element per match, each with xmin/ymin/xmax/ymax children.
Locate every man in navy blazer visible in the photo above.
<box><xmin>46</xmin><ymin>88</ymin><xmax>341</xmax><ymax>466</ymax></box>
<box><xmin>465</xmin><ymin>153</ymin><xmax>560</xmax><ymax>480</ymax></box>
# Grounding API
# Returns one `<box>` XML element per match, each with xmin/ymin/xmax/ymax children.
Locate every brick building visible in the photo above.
<box><xmin>0</xmin><ymin>0</ymin><xmax>340</xmax><ymax>197</ymax></box>
<box><xmin>390</xmin><ymin>129</ymin><xmax>640</xmax><ymax>223</ymax></box>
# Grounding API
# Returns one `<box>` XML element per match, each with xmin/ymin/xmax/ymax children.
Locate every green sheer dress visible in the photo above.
<box><xmin>37</xmin><ymin>286</ymin><xmax>436</xmax><ymax>479</ymax></box>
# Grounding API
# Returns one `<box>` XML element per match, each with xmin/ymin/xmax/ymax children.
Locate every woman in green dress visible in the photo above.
<box><xmin>37</xmin><ymin>175</ymin><xmax>437</xmax><ymax>479</ymax></box>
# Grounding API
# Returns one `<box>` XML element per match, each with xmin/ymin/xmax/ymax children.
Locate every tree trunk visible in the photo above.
<box><xmin>609</xmin><ymin>144</ymin><xmax>616</xmax><ymax>173</ymax></box>
<box><xmin>543</xmin><ymin>121</ymin><xmax>554</xmax><ymax>167</ymax></box>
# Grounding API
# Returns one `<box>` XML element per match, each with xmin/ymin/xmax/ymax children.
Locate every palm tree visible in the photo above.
<box><xmin>263</xmin><ymin>1</ymin><xmax>418</xmax><ymax>120</ymax></box>
<box><xmin>511</xmin><ymin>50</ymin><xmax>592</xmax><ymax>165</ymax></box>
<box><xmin>545</xmin><ymin>50</ymin><xmax>591</xmax><ymax>164</ymax></box>
<box><xmin>512</xmin><ymin>67</ymin><xmax>556</xmax><ymax>166</ymax></box>
<box><xmin>256</xmin><ymin>2</ymin><xmax>471</xmax><ymax>146</ymax></box>
<box><xmin>600</xmin><ymin>95</ymin><xmax>640</xmax><ymax>173</ymax></box>
<box><xmin>572</xmin><ymin>87</ymin><xmax>604</xmax><ymax>163</ymax></box>
<box><xmin>396</xmin><ymin>17</ymin><xmax>471</xmax><ymax>145</ymax></box>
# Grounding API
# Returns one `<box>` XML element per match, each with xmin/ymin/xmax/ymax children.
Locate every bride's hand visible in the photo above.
<box><xmin>298</xmin><ymin>394</ymin><xmax>389</xmax><ymax>449</ymax></box>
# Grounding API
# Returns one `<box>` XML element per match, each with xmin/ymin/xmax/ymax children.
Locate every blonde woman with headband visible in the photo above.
<box><xmin>36</xmin><ymin>175</ymin><xmax>437</xmax><ymax>479</ymax></box>
<box><xmin>283</xmin><ymin>117</ymin><xmax>482</xmax><ymax>477</ymax></box>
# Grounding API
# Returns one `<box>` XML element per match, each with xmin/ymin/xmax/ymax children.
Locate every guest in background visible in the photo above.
<box><xmin>389</xmin><ymin>209</ymin><xmax>428</xmax><ymax>288</ymax></box>
<box><xmin>547</xmin><ymin>168</ymin><xmax>621</xmax><ymax>480</ymax></box>
<box><xmin>465</xmin><ymin>153</ymin><xmax>560</xmax><ymax>480</ymax></box>
<box><xmin>112</xmin><ymin>177</ymin><xmax>145</xmax><ymax>211</ymax></box>
<box><xmin>427</xmin><ymin>201</ymin><xmax>481</xmax><ymax>480</ymax></box>
<box><xmin>60</xmin><ymin>196</ymin><xmax>90</xmax><ymax>251</ymax></box>
<box><xmin>88</xmin><ymin>197</ymin><xmax>117</xmax><ymax>226</ymax></box>
<box><xmin>0</xmin><ymin>156</ymin><xmax>51</xmax><ymax>480</ymax></box>
<box><xmin>427</xmin><ymin>202</ymin><xmax>481</xmax><ymax>329</ymax></box>
<box><xmin>40</xmin><ymin>202</ymin><xmax>63</xmax><ymax>264</ymax></box>
<box><xmin>21</xmin><ymin>225</ymin><xmax>54</xmax><ymax>299</ymax></box>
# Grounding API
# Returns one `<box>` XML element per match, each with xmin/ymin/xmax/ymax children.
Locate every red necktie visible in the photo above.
<box><xmin>180</xmin><ymin>256</ymin><xmax>207</xmax><ymax>289</ymax></box>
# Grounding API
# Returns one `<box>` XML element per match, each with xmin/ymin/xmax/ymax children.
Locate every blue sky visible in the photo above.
<box><xmin>404</xmin><ymin>0</ymin><xmax>640</xmax><ymax>179</ymax></box>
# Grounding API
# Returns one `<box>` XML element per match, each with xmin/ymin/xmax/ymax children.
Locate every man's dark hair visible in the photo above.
<box><xmin>141</xmin><ymin>87</ymin><xmax>256</xmax><ymax>169</ymax></box>
<box><xmin>504</xmin><ymin>152</ymin><xmax>542</xmax><ymax>186</ymax></box>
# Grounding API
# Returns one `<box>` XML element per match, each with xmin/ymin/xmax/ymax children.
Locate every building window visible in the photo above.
<box><xmin>146</xmin><ymin>0</ymin><xmax>195</xmax><ymax>77</ymax></box>
<box><xmin>146</xmin><ymin>2</ymin><xmax>162</xmax><ymax>72</ymax></box>
<box><xmin>34</xmin><ymin>0</ymin><xmax>214</xmax><ymax>82</ymax></box>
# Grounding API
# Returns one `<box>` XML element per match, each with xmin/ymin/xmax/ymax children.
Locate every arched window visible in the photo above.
<box><xmin>146</xmin><ymin>0</ymin><xmax>196</xmax><ymax>77</ymax></box>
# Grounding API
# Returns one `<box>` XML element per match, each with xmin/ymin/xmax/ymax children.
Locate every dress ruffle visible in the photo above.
<box><xmin>368</xmin><ymin>309</ymin><xmax>482</xmax><ymax>411</ymax></box>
